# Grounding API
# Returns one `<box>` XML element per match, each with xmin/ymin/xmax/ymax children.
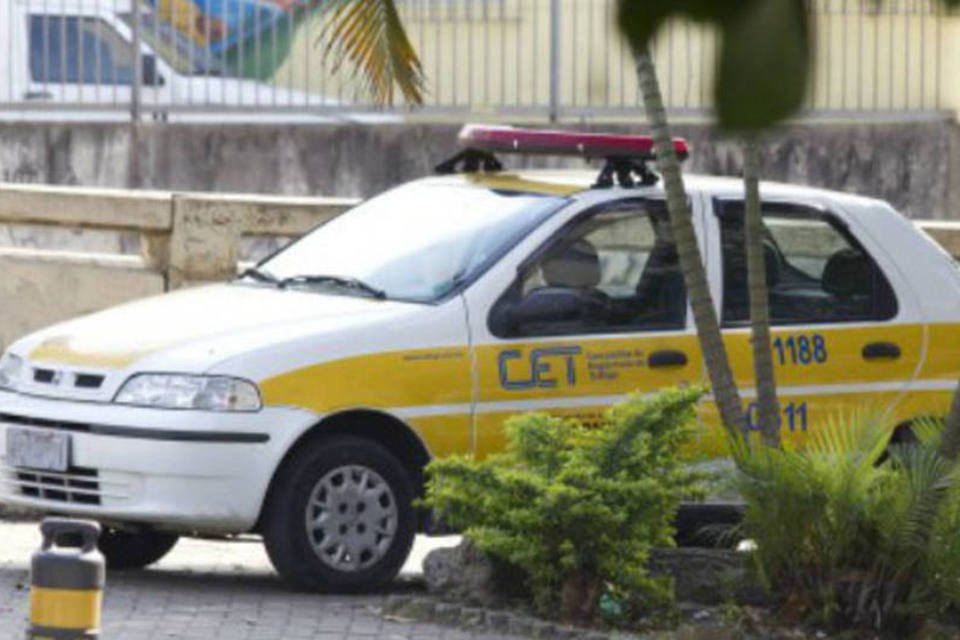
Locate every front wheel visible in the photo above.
<box><xmin>98</xmin><ymin>528</ymin><xmax>179</xmax><ymax>569</ymax></box>
<box><xmin>262</xmin><ymin>435</ymin><xmax>416</xmax><ymax>591</ymax></box>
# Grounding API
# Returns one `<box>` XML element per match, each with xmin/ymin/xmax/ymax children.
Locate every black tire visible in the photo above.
<box><xmin>98</xmin><ymin>528</ymin><xmax>179</xmax><ymax>570</ymax></box>
<box><xmin>262</xmin><ymin>434</ymin><xmax>416</xmax><ymax>592</ymax></box>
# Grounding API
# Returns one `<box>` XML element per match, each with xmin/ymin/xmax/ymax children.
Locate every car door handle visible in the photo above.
<box><xmin>648</xmin><ymin>350</ymin><xmax>688</xmax><ymax>368</ymax></box>
<box><xmin>862</xmin><ymin>342</ymin><xmax>901</xmax><ymax>360</ymax></box>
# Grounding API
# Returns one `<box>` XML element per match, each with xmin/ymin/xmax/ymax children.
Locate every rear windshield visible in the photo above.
<box><xmin>257</xmin><ymin>182</ymin><xmax>567</xmax><ymax>303</ymax></box>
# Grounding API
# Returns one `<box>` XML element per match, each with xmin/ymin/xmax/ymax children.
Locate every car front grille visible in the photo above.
<box><xmin>16</xmin><ymin>466</ymin><xmax>101</xmax><ymax>505</ymax></box>
<box><xmin>0</xmin><ymin>463</ymin><xmax>132</xmax><ymax>506</ymax></box>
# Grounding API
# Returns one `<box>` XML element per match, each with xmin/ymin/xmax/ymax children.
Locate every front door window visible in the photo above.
<box><xmin>490</xmin><ymin>200</ymin><xmax>687</xmax><ymax>337</ymax></box>
<box><xmin>473</xmin><ymin>198</ymin><xmax>698</xmax><ymax>457</ymax></box>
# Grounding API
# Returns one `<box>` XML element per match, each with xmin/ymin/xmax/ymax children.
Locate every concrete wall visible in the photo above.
<box><xmin>0</xmin><ymin>249</ymin><xmax>165</xmax><ymax>348</ymax></box>
<box><xmin>0</xmin><ymin>120</ymin><xmax>958</xmax><ymax>219</ymax></box>
<box><xmin>0</xmin><ymin>184</ymin><xmax>352</xmax><ymax>349</ymax></box>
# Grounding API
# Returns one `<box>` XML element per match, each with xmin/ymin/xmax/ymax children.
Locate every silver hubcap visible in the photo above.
<box><xmin>305</xmin><ymin>465</ymin><xmax>398</xmax><ymax>572</ymax></box>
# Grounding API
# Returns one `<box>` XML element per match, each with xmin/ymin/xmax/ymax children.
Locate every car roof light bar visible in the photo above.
<box><xmin>457</xmin><ymin>124</ymin><xmax>690</xmax><ymax>161</ymax></box>
<box><xmin>434</xmin><ymin>125</ymin><xmax>691</xmax><ymax>188</ymax></box>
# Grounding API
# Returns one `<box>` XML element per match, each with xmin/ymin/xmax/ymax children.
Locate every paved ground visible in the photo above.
<box><xmin>0</xmin><ymin>522</ymin><xmax>524</xmax><ymax>639</ymax></box>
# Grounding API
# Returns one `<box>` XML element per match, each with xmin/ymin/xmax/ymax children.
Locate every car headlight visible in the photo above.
<box><xmin>0</xmin><ymin>353</ymin><xmax>24</xmax><ymax>391</ymax></box>
<box><xmin>114</xmin><ymin>374</ymin><xmax>262</xmax><ymax>412</ymax></box>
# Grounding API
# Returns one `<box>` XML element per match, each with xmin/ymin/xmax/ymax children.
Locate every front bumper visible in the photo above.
<box><xmin>0</xmin><ymin>389</ymin><xmax>318</xmax><ymax>533</ymax></box>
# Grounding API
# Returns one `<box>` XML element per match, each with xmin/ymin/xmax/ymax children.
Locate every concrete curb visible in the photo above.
<box><xmin>382</xmin><ymin>594</ymin><xmax>618</xmax><ymax>640</ymax></box>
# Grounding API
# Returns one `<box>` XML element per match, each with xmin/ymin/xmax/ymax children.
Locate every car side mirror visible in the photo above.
<box><xmin>142</xmin><ymin>54</ymin><xmax>165</xmax><ymax>87</ymax></box>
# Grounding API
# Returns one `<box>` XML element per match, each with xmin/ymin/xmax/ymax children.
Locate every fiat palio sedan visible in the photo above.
<box><xmin>1</xmin><ymin>126</ymin><xmax>958</xmax><ymax>590</ymax></box>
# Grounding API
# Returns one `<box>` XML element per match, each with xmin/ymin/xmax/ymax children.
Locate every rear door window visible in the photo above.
<box><xmin>717</xmin><ymin>201</ymin><xmax>898</xmax><ymax>325</ymax></box>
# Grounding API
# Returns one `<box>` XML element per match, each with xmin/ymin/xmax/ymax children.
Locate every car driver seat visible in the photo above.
<box><xmin>524</xmin><ymin>239</ymin><xmax>611</xmax><ymax>330</ymax></box>
<box><xmin>541</xmin><ymin>239</ymin><xmax>605</xmax><ymax>291</ymax></box>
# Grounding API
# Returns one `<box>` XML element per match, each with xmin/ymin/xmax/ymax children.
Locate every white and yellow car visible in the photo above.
<box><xmin>1</xmin><ymin>126</ymin><xmax>958</xmax><ymax>590</ymax></box>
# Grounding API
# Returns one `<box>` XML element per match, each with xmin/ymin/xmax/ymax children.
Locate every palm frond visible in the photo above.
<box><xmin>883</xmin><ymin>444</ymin><xmax>956</xmax><ymax>551</ymax></box>
<box><xmin>805</xmin><ymin>408</ymin><xmax>888</xmax><ymax>464</ymax></box>
<box><xmin>910</xmin><ymin>417</ymin><xmax>945</xmax><ymax>449</ymax></box>
<box><xmin>730</xmin><ymin>406</ymin><xmax>960</xmax><ymax>631</ymax></box>
<box><xmin>316</xmin><ymin>0</ymin><xmax>425</xmax><ymax>106</ymax></box>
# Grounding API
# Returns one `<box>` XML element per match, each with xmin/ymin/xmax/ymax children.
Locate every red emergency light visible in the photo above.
<box><xmin>458</xmin><ymin>124</ymin><xmax>689</xmax><ymax>161</ymax></box>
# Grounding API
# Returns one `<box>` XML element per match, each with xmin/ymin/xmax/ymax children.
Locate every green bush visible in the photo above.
<box><xmin>928</xmin><ymin>479</ymin><xmax>960</xmax><ymax>619</ymax></box>
<box><xmin>730</xmin><ymin>412</ymin><xmax>957</xmax><ymax>635</ymax></box>
<box><xmin>422</xmin><ymin>387</ymin><xmax>703</xmax><ymax>625</ymax></box>
<box><xmin>921</xmin><ymin>418</ymin><xmax>960</xmax><ymax>621</ymax></box>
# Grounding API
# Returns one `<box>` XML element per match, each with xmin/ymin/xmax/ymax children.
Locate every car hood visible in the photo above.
<box><xmin>18</xmin><ymin>283</ymin><xmax>420</xmax><ymax>372</ymax></box>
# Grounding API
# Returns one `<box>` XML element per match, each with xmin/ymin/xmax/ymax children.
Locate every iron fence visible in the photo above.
<box><xmin>0</xmin><ymin>0</ymin><xmax>951</xmax><ymax>121</ymax></box>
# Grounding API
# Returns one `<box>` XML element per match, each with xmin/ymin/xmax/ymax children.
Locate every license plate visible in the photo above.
<box><xmin>5</xmin><ymin>428</ymin><xmax>70</xmax><ymax>472</ymax></box>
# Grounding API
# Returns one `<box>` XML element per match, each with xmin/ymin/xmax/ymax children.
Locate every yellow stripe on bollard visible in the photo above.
<box><xmin>29</xmin><ymin>587</ymin><xmax>102</xmax><ymax>630</ymax></box>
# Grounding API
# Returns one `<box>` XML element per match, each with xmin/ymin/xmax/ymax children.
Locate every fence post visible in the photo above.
<box><xmin>128</xmin><ymin>0</ymin><xmax>144</xmax><ymax>188</ymax></box>
<box><xmin>548</xmin><ymin>0</ymin><xmax>560</xmax><ymax>123</ymax></box>
<box><xmin>131</xmin><ymin>0</ymin><xmax>142</xmax><ymax>124</ymax></box>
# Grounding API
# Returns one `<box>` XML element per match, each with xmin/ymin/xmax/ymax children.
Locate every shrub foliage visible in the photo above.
<box><xmin>731</xmin><ymin>413</ymin><xmax>958</xmax><ymax>634</ymax></box>
<box><xmin>422</xmin><ymin>387</ymin><xmax>703</xmax><ymax>624</ymax></box>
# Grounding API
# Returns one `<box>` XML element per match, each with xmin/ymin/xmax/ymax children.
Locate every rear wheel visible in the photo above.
<box><xmin>262</xmin><ymin>435</ymin><xmax>416</xmax><ymax>591</ymax></box>
<box><xmin>98</xmin><ymin>528</ymin><xmax>179</xmax><ymax>569</ymax></box>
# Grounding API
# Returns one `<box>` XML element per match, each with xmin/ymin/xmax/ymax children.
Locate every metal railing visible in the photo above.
<box><xmin>0</xmin><ymin>0</ymin><xmax>952</xmax><ymax>121</ymax></box>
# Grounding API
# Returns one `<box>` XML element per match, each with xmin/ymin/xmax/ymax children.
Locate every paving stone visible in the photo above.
<box><xmin>508</xmin><ymin>614</ymin><xmax>537</xmax><ymax>636</ymax></box>
<box><xmin>531</xmin><ymin>621</ymin><xmax>558</xmax><ymax>638</ymax></box>
<box><xmin>485</xmin><ymin>610</ymin><xmax>510</xmax><ymax>633</ymax></box>
<box><xmin>458</xmin><ymin>607</ymin><xmax>485</xmax><ymax>627</ymax></box>
<box><xmin>433</xmin><ymin>602</ymin><xmax>463</xmax><ymax>625</ymax></box>
<box><xmin>0</xmin><ymin>522</ymin><xmax>527</xmax><ymax>640</ymax></box>
<box><xmin>383</xmin><ymin>594</ymin><xmax>412</xmax><ymax>616</ymax></box>
<box><xmin>402</xmin><ymin>596</ymin><xmax>438</xmax><ymax>622</ymax></box>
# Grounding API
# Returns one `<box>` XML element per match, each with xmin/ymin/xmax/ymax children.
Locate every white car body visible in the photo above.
<box><xmin>1</xmin><ymin>165</ymin><xmax>958</xmax><ymax>586</ymax></box>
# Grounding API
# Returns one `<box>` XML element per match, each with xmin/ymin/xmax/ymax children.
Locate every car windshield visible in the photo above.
<box><xmin>255</xmin><ymin>182</ymin><xmax>568</xmax><ymax>303</ymax></box>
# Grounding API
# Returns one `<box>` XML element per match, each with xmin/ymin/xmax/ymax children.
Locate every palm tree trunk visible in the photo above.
<box><xmin>939</xmin><ymin>382</ymin><xmax>960</xmax><ymax>461</ymax></box>
<box><xmin>634</xmin><ymin>47</ymin><xmax>748</xmax><ymax>441</ymax></box>
<box><xmin>743</xmin><ymin>138</ymin><xmax>781</xmax><ymax>448</ymax></box>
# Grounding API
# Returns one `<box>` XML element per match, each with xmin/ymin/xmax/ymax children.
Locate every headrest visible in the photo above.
<box><xmin>822</xmin><ymin>248</ymin><xmax>870</xmax><ymax>297</ymax></box>
<box><xmin>541</xmin><ymin>239</ymin><xmax>602</xmax><ymax>289</ymax></box>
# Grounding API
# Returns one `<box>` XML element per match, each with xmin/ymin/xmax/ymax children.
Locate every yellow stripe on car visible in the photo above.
<box><xmin>260</xmin><ymin>347</ymin><xmax>473</xmax><ymax>413</ymax></box>
<box><xmin>465</xmin><ymin>172</ymin><xmax>586</xmax><ymax>196</ymax></box>
<box><xmin>258</xmin><ymin>325</ymin><xmax>960</xmax><ymax>461</ymax></box>
<box><xmin>29</xmin><ymin>337</ymin><xmax>148</xmax><ymax>369</ymax></box>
